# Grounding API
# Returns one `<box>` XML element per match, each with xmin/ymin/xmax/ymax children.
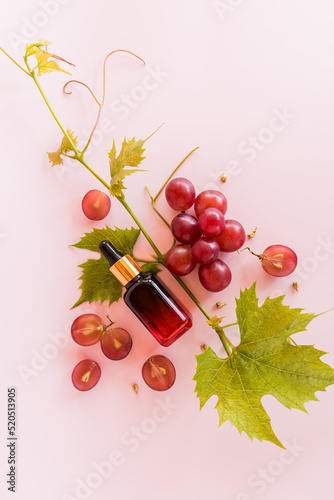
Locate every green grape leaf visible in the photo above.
<box><xmin>47</xmin><ymin>130</ymin><xmax>78</xmax><ymax>166</ymax></box>
<box><xmin>108</xmin><ymin>137</ymin><xmax>146</xmax><ymax>197</ymax></box>
<box><xmin>72</xmin><ymin>257</ymin><xmax>122</xmax><ymax>309</ymax></box>
<box><xmin>193</xmin><ymin>283</ymin><xmax>334</xmax><ymax>448</ymax></box>
<box><xmin>72</xmin><ymin>226</ymin><xmax>140</xmax><ymax>308</ymax></box>
<box><xmin>72</xmin><ymin>226</ymin><xmax>139</xmax><ymax>255</ymax></box>
<box><xmin>141</xmin><ymin>262</ymin><xmax>161</xmax><ymax>275</ymax></box>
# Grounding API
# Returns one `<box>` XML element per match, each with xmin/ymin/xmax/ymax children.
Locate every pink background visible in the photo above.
<box><xmin>1</xmin><ymin>1</ymin><xmax>334</xmax><ymax>499</ymax></box>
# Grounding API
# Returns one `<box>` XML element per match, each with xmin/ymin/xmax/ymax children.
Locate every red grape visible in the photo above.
<box><xmin>165</xmin><ymin>244</ymin><xmax>196</xmax><ymax>276</ymax></box>
<box><xmin>198</xmin><ymin>208</ymin><xmax>225</xmax><ymax>237</ymax></box>
<box><xmin>142</xmin><ymin>355</ymin><xmax>176</xmax><ymax>391</ymax></box>
<box><xmin>261</xmin><ymin>245</ymin><xmax>297</xmax><ymax>277</ymax></box>
<box><xmin>82</xmin><ymin>190</ymin><xmax>111</xmax><ymax>221</ymax></box>
<box><xmin>71</xmin><ymin>314</ymin><xmax>104</xmax><ymax>346</ymax></box>
<box><xmin>192</xmin><ymin>237</ymin><xmax>220</xmax><ymax>264</ymax></box>
<box><xmin>165</xmin><ymin>178</ymin><xmax>196</xmax><ymax>211</ymax></box>
<box><xmin>198</xmin><ymin>259</ymin><xmax>232</xmax><ymax>292</ymax></box>
<box><xmin>100</xmin><ymin>327</ymin><xmax>133</xmax><ymax>360</ymax></box>
<box><xmin>194</xmin><ymin>190</ymin><xmax>227</xmax><ymax>217</ymax></box>
<box><xmin>215</xmin><ymin>219</ymin><xmax>246</xmax><ymax>252</ymax></box>
<box><xmin>171</xmin><ymin>213</ymin><xmax>201</xmax><ymax>245</ymax></box>
<box><xmin>72</xmin><ymin>359</ymin><xmax>101</xmax><ymax>391</ymax></box>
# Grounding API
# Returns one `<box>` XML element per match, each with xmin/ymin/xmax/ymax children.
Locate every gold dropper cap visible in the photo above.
<box><xmin>109</xmin><ymin>255</ymin><xmax>142</xmax><ymax>287</ymax></box>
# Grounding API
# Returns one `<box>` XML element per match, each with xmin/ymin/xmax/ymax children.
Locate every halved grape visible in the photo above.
<box><xmin>165</xmin><ymin>244</ymin><xmax>196</xmax><ymax>276</ymax></box>
<box><xmin>100</xmin><ymin>327</ymin><xmax>133</xmax><ymax>360</ymax></box>
<box><xmin>82</xmin><ymin>190</ymin><xmax>111</xmax><ymax>221</ymax></box>
<box><xmin>261</xmin><ymin>245</ymin><xmax>297</xmax><ymax>277</ymax></box>
<box><xmin>198</xmin><ymin>259</ymin><xmax>232</xmax><ymax>292</ymax></box>
<box><xmin>192</xmin><ymin>237</ymin><xmax>220</xmax><ymax>264</ymax></box>
<box><xmin>198</xmin><ymin>208</ymin><xmax>225</xmax><ymax>237</ymax></box>
<box><xmin>142</xmin><ymin>355</ymin><xmax>176</xmax><ymax>391</ymax></box>
<box><xmin>215</xmin><ymin>219</ymin><xmax>246</xmax><ymax>252</ymax></box>
<box><xmin>165</xmin><ymin>178</ymin><xmax>196</xmax><ymax>211</ymax></box>
<box><xmin>71</xmin><ymin>314</ymin><xmax>104</xmax><ymax>346</ymax></box>
<box><xmin>171</xmin><ymin>213</ymin><xmax>201</xmax><ymax>245</ymax></box>
<box><xmin>72</xmin><ymin>359</ymin><xmax>101</xmax><ymax>391</ymax></box>
<box><xmin>194</xmin><ymin>190</ymin><xmax>227</xmax><ymax>217</ymax></box>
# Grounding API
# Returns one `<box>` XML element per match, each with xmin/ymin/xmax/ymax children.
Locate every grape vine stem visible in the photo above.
<box><xmin>221</xmin><ymin>322</ymin><xmax>238</xmax><ymax>329</ymax></box>
<box><xmin>153</xmin><ymin>147</ymin><xmax>200</xmax><ymax>202</ymax></box>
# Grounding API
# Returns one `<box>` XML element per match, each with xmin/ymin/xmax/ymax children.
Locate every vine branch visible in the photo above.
<box><xmin>0</xmin><ymin>46</ymin><xmax>31</xmax><ymax>77</ymax></box>
<box><xmin>153</xmin><ymin>146</ymin><xmax>200</xmax><ymax>202</ymax></box>
<box><xmin>2</xmin><ymin>43</ymin><xmax>233</xmax><ymax>356</ymax></box>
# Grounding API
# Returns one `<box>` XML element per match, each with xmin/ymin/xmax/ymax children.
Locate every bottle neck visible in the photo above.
<box><xmin>124</xmin><ymin>272</ymin><xmax>146</xmax><ymax>289</ymax></box>
<box><xmin>109</xmin><ymin>255</ymin><xmax>142</xmax><ymax>287</ymax></box>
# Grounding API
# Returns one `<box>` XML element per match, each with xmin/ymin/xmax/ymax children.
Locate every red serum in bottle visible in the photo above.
<box><xmin>99</xmin><ymin>241</ymin><xmax>192</xmax><ymax>346</ymax></box>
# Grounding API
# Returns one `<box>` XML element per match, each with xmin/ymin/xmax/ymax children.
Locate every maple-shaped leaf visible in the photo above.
<box><xmin>108</xmin><ymin>137</ymin><xmax>146</xmax><ymax>197</ymax></box>
<box><xmin>193</xmin><ymin>283</ymin><xmax>334</xmax><ymax>447</ymax></box>
<box><xmin>72</xmin><ymin>226</ymin><xmax>140</xmax><ymax>308</ymax></box>
<box><xmin>72</xmin><ymin>226</ymin><xmax>139</xmax><ymax>255</ymax></box>
<box><xmin>47</xmin><ymin>130</ymin><xmax>78</xmax><ymax>166</ymax></box>
<box><xmin>72</xmin><ymin>257</ymin><xmax>122</xmax><ymax>309</ymax></box>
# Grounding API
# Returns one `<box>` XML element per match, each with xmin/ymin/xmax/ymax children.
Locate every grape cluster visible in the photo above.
<box><xmin>70</xmin><ymin>314</ymin><xmax>175</xmax><ymax>392</ymax></box>
<box><xmin>164</xmin><ymin>178</ymin><xmax>246</xmax><ymax>292</ymax></box>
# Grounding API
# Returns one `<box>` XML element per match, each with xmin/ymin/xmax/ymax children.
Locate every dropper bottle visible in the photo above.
<box><xmin>99</xmin><ymin>240</ymin><xmax>192</xmax><ymax>346</ymax></box>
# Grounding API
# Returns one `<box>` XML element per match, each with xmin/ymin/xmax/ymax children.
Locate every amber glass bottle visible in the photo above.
<box><xmin>99</xmin><ymin>241</ymin><xmax>192</xmax><ymax>346</ymax></box>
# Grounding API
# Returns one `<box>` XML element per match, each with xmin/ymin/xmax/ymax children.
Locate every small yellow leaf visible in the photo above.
<box><xmin>35</xmin><ymin>51</ymin><xmax>71</xmax><ymax>76</ymax></box>
<box><xmin>47</xmin><ymin>151</ymin><xmax>64</xmax><ymax>167</ymax></box>
<box><xmin>47</xmin><ymin>129</ymin><xmax>78</xmax><ymax>167</ymax></box>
